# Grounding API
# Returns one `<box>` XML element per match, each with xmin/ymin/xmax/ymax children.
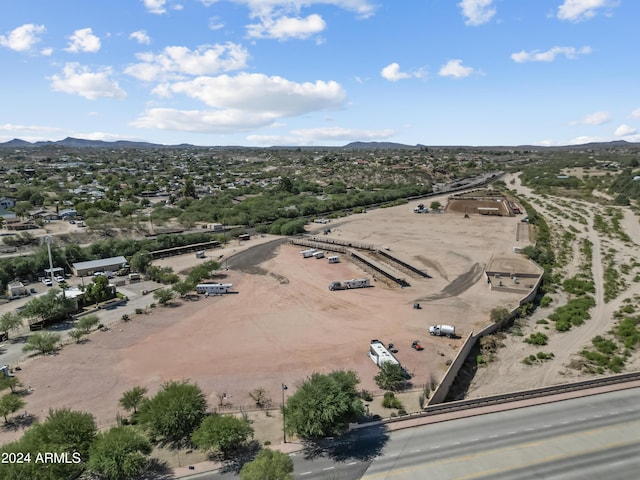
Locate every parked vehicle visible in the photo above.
<box><xmin>42</xmin><ymin>278</ymin><xmax>53</xmax><ymax>286</ymax></box>
<box><xmin>412</xmin><ymin>340</ymin><xmax>424</xmax><ymax>351</ymax></box>
<box><xmin>429</xmin><ymin>325</ymin><xmax>456</xmax><ymax>338</ymax></box>
<box><xmin>54</xmin><ymin>275</ymin><xmax>65</xmax><ymax>282</ymax></box>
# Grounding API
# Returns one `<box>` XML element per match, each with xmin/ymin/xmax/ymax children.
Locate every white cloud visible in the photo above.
<box><xmin>0</xmin><ymin>24</ymin><xmax>46</xmax><ymax>52</ymax></box>
<box><xmin>133</xmin><ymin>72</ymin><xmax>346</xmax><ymax>133</ymax></box>
<box><xmin>168</xmin><ymin>73</ymin><xmax>346</xmax><ymax>113</ymax></box>
<box><xmin>209</xmin><ymin>17</ymin><xmax>225</xmax><ymax>30</ymax></box>
<box><xmin>247</xmin><ymin>13</ymin><xmax>326</xmax><ymax>39</ymax></box>
<box><xmin>511</xmin><ymin>46</ymin><xmax>591</xmax><ymax>63</ymax></box>
<box><xmin>129</xmin><ymin>30</ymin><xmax>151</xmax><ymax>44</ymax></box>
<box><xmin>125</xmin><ymin>43</ymin><xmax>249</xmax><ymax>81</ymax></box>
<box><xmin>615</xmin><ymin>124</ymin><xmax>638</xmax><ymax>137</ymax></box>
<box><xmin>570</xmin><ymin>111</ymin><xmax>611</xmax><ymax>126</ymax></box>
<box><xmin>458</xmin><ymin>0</ymin><xmax>496</xmax><ymax>26</ymax></box>
<box><xmin>132</xmin><ymin>108</ymin><xmax>282</xmax><ymax>133</ymax></box>
<box><xmin>50</xmin><ymin>63</ymin><xmax>127</xmax><ymax>100</ymax></box>
<box><xmin>381</xmin><ymin>63</ymin><xmax>411</xmax><ymax>82</ymax></box>
<box><xmin>228</xmin><ymin>1</ymin><xmax>377</xmax><ymax>19</ymax></box>
<box><xmin>557</xmin><ymin>0</ymin><xmax>618</xmax><ymax>22</ymax></box>
<box><xmin>630</xmin><ymin>108</ymin><xmax>640</xmax><ymax>119</ymax></box>
<box><xmin>438</xmin><ymin>59</ymin><xmax>474</xmax><ymax>79</ymax></box>
<box><xmin>65</xmin><ymin>28</ymin><xmax>101</xmax><ymax>53</ymax></box>
<box><xmin>143</xmin><ymin>0</ymin><xmax>167</xmax><ymax>14</ymax></box>
<box><xmin>0</xmin><ymin>123</ymin><xmax>62</xmax><ymax>134</ymax></box>
<box><xmin>247</xmin><ymin>126</ymin><xmax>396</xmax><ymax>145</ymax></box>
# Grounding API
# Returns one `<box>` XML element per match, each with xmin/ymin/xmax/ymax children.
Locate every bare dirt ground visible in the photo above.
<box><xmin>0</xmin><ymin>191</ymin><xmax>539</xmax><ymax>451</ymax></box>
<box><xmin>467</xmin><ymin>172</ymin><xmax>640</xmax><ymax>397</ymax></box>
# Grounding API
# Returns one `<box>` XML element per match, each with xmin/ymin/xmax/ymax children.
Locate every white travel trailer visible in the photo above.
<box><xmin>369</xmin><ymin>341</ymin><xmax>400</xmax><ymax>367</ymax></box>
<box><xmin>327</xmin><ymin>256</ymin><xmax>340</xmax><ymax>264</ymax></box>
<box><xmin>300</xmin><ymin>249</ymin><xmax>317</xmax><ymax>258</ymax></box>
<box><xmin>196</xmin><ymin>283</ymin><xmax>233</xmax><ymax>294</ymax></box>
<box><xmin>343</xmin><ymin>278</ymin><xmax>370</xmax><ymax>289</ymax></box>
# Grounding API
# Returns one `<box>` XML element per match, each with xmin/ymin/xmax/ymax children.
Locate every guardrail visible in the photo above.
<box><xmin>423</xmin><ymin>371</ymin><xmax>640</xmax><ymax>417</ymax></box>
<box><xmin>376</xmin><ymin>249</ymin><xmax>431</xmax><ymax>279</ymax></box>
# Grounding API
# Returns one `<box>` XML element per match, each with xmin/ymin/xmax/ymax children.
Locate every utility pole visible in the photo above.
<box><xmin>45</xmin><ymin>236</ymin><xmax>55</xmax><ymax>284</ymax></box>
<box><xmin>281</xmin><ymin>383</ymin><xmax>288</xmax><ymax>443</ymax></box>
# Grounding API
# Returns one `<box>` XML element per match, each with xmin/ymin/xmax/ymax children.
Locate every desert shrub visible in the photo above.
<box><xmin>382</xmin><ymin>392</ymin><xmax>403</xmax><ymax>409</ymax></box>
<box><xmin>539</xmin><ymin>296</ymin><xmax>552</xmax><ymax>308</ymax></box>
<box><xmin>524</xmin><ymin>332</ymin><xmax>548</xmax><ymax>346</ymax></box>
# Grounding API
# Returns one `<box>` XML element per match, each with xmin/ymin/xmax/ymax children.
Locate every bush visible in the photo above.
<box><xmin>539</xmin><ymin>296</ymin><xmax>552</xmax><ymax>308</ymax></box>
<box><xmin>524</xmin><ymin>332</ymin><xmax>548</xmax><ymax>346</ymax></box>
<box><xmin>382</xmin><ymin>392</ymin><xmax>403</xmax><ymax>409</ymax></box>
<box><xmin>359</xmin><ymin>390</ymin><xmax>374</xmax><ymax>402</ymax></box>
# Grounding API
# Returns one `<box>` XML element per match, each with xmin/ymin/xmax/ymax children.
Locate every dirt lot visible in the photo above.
<box><xmin>0</xmin><ymin>194</ymin><xmax>536</xmax><ymax>447</ymax></box>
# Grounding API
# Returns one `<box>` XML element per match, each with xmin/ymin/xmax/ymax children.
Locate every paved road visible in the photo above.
<box><xmin>176</xmin><ymin>387</ymin><xmax>640</xmax><ymax>480</ymax></box>
<box><xmin>361</xmin><ymin>386</ymin><xmax>640</xmax><ymax>480</ymax></box>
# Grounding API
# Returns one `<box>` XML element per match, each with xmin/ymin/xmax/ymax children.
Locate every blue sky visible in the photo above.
<box><xmin>1</xmin><ymin>0</ymin><xmax>639</xmax><ymax>147</ymax></box>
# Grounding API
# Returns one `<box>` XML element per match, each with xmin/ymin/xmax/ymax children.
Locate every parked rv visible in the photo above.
<box><xmin>300</xmin><ymin>249</ymin><xmax>317</xmax><ymax>258</ymax></box>
<box><xmin>329</xmin><ymin>278</ymin><xmax>370</xmax><ymax>290</ymax></box>
<box><xmin>343</xmin><ymin>278</ymin><xmax>370</xmax><ymax>289</ymax></box>
<box><xmin>429</xmin><ymin>325</ymin><xmax>456</xmax><ymax>338</ymax></box>
<box><xmin>327</xmin><ymin>256</ymin><xmax>340</xmax><ymax>264</ymax></box>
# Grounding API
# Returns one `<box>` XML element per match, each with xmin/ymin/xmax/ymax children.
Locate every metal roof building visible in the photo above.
<box><xmin>72</xmin><ymin>256</ymin><xmax>127</xmax><ymax>277</ymax></box>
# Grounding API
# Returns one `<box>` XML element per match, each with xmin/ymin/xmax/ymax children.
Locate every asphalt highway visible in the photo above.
<box><xmin>361</xmin><ymin>386</ymin><xmax>640</xmax><ymax>480</ymax></box>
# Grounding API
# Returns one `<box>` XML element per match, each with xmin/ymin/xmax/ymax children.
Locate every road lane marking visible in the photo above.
<box><xmin>300</xmin><ymin>472</ymin><xmax>311</xmax><ymax>476</ymax></box>
<box><xmin>347</xmin><ymin>461</ymin><xmax>358</xmax><ymax>465</ymax></box>
<box><xmin>322</xmin><ymin>466</ymin><xmax>335</xmax><ymax>471</ymax></box>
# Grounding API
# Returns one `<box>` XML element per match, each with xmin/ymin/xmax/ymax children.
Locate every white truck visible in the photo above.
<box><xmin>429</xmin><ymin>325</ymin><xmax>456</xmax><ymax>338</ymax></box>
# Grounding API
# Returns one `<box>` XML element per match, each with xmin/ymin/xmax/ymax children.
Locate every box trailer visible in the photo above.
<box><xmin>196</xmin><ymin>283</ymin><xmax>233</xmax><ymax>294</ymax></box>
<box><xmin>327</xmin><ymin>256</ymin><xmax>340</xmax><ymax>264</ymax></box>
<box><xmin>429</xmin><ymin>324</ymin><xmax>456</xmax><ymax>338</ymax></box>
<box><xmin>300</xmin><ymin>249</ymin><xmax>317</xmax><ymax>258</ymax></box>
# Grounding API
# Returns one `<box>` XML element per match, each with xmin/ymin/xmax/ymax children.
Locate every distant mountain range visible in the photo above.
<box><xmin>0</xmin><ymin>137</ymin><xmax>637</xmax><ymax>150</ymax></box>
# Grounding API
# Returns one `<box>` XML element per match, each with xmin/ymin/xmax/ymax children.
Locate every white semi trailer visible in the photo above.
<box><xmin>196</xmin><ymin>283</ymin><xmax>233</xmax><ymax>294</ymax></box>
<box><xmin>300</xmin><ymin>249</ymin><xmax>317</xmax><ymax>258</ymax></box>
<box><xmin>429</xmin><ymin>324</ymin><xmax>456</xmax><ymax>338</ymax></box>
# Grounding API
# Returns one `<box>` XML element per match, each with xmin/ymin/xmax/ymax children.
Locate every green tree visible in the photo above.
<box><xmin>35</xmin><ymin>408</ymin><xmax>97</xmax><ymax>459</ymax></box>
<box><xmin>0</xmin><ymin>376</ymin><xmax>22</xmax><ymax>393</ymax></box>
<box><xmin>0</xmin><ymin>311</ymin><xmax>23</xmax><ymax>340</ymax></box>
<box><xmin>119</xmin><ymin>386</ymin><xmax>148</xmax><ymax>414</ymax></box>
<box><xmin>374</xmin><ymin>362</ymin><xmax>408</xmax><ymax>391</ymax></box>
<box><xmin>76</xmin><ymin>314</ymin><xmax>100</xmax><ymax>334</ymax></box>
<box><xmin>129</xmin><ymin>250</ymin><xmax>152</xmax><ymax>273</ymax></box>
<box><xmin>284</xmin><ymin>370</ymin><xmax>365</xmax><ymax>439</ymax></box>
<box><xmin>153</xmin><ymin>288</ymin><xmax>175</xmax><ymax>306</ymax></box>
<box><xmin>430</xmin><ymin>201</ymin><xmax>442</xmax><ymax>211</ymax></box>
<box><xmin>0</xmin><ymin>393</ymin><xmax>25</xmax><ymax>423</ymax></box>
<box><xmin>85</xmin><ymin>276</ymin><xmax>114</xmax><ymax>304</ymax></box>
<box><xmin>191</xmin><ymin>414</ymin><xmax>253</xmax><ymax>457</ymax></box>
<box><xmin>138</xmin><ymin>380</ymin><xmax>207</xmax><ymax>448</ymax></box>
<box><xmin>88</xmin><ymin>426</ymin><xmax>152</xmax><ymax>480</ymax></box>
<box><xmin>68</xmin><ymin>329</ymin><xmax>85</xmax><ymax>344</ymax></box>
<box><xmin>20</xmin><ymin>289</ymin><xmax>75</xmax><ymax>325</ymax></box>
<box><xmin>172</xmin><ymin>280</ymin><xmax>194</xmax><ymax>298</ymax></box>
<box><xmin>240</xmin><ymin>449</ymin><xmax>294</xmax><ymax>480</ymax></box>
<box><xmin>22</xmin><ymin>331</ymin><xmax>61</xmax><ymax>354</ymax></box>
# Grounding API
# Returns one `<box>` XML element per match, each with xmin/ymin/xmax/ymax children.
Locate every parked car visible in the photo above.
<box><xmin>54</xmin><ymin>275</ymin><xmax>65</xmax><ymax>282</ymax></box>
<box><xmin>42</xmin><ymin>278</ymin><xmax>53</xmax><ymax>286</ymax></box>
<box><xmin>29</xmin><ymin>288</ymin><xmax>37</xmax><ymax>294</ymax></box>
